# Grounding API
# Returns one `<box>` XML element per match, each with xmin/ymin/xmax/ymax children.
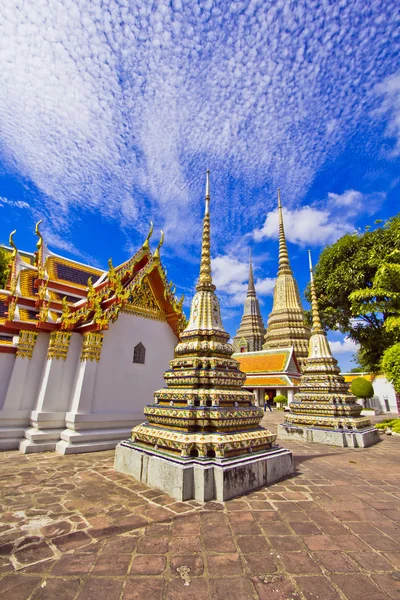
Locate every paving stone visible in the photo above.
<box><xmin>209</xmin><ymin>577</ymin><xmax>255</xmax><ymax>600</ymax></box>
<box><xmin>313</xmin><ymin>550</ymin><xmax>360</xmax><ymax>572</ymax></box>
<box><xmin>203</xmin><ymin>535</ymin><xmax>236</xmax><ymax>553</ymax></box>
<box><xmin>52</xmin><ymin>531</ymin><xmax>92</xmax><ymax>552</ymax></box>
<box><xmin>268</xmin><ymin>535</ymin><xmax>303</xmax><ymax>551</ymax></box>
<box><xmin>136</xmin><ymin>535</ymin><xmax>169</xmax><ymax>554</ymax></box>
<box><xmin>76</xmin><ymin>577</ymin><xmax>123</xmax><ymax>600</ymax></box>
<box><xmin>349</xmin><ymin>551</ymin><xmax>395</xmax><ymax>571</ymax></box>
<box><xmin>295</xmin><ymin>575</ymin><xmax>341</xmax><ymax>600</ymax></box>
<box><xmin>92</xmin><ymin>553</ymin><xmax>132</xmax><ymax>575</ymax></box>
<box><xmin>252</xmin><ymin>574</ymin><xmax>296</xmax><ymax>600</ymax></box>
<box><xmin>165</xmin><ymin>578</ymin><xmax>210</xmax><ymax>600</ymax></box>
<box><xmin>31</xmin><ymin>577</ymin><xmax>80</xmax><ymax>600</ymax></box>
<box><xmin>206</xmin><ymin>553</ymin><xmax>243</xmax><ymax>576</ymax></box>
<box><xmin>236</xmin><ymin>535</ymin><xmax>270</xmax><ymax>553</ymax></box>
<box><xmin>303</xmin><ymin>534</ymin><xmax>340</xmax><ymax>551</ymax></box>
<box><xmin>170</xmin><ymin>535</ymin><xmax>201</xmax><ymax>554</ymax></box>
<box><xmin>278</xmin><ymin>551</ymin><xmax>321</xmax><ymax>574</ymax></box>
<box><xmin>242</xmin><ymin>553</ymin><xmax>278</xmax><ymax>575</ymax></box>
<box><xmin>331</xmin><ymin>573</ymin><xmax>390</xmax><ymax>600</ymax></box>
<box><xmin>170</xmin><ymin>555</ymin><xmax>204</xmax><ymax>577</ymax></box>
<box><xmin>371</xmin><ymin>573</ymin><xmax>400</xmax><ymax>600</ymax></box>
<box><xmin>0</xmin><ymin>575</ymin><xmax>41</xmax><ymax>600</ymax></box>
<box><xmin>123</xmin><ymin>579</ymin><xmax>164</xmax><ymax>600</ymax></box>
<box><xmin>130</xmin><ymin>554</ymin><xmax>166</xmax><ymax>575</ymax></box>
<box><xmin>51</xmin><ymin>553</ymin><xmax>96</xmax><ymax>575</ymax></box>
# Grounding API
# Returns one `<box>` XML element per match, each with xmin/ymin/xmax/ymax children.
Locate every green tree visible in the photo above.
<box><xmin>306</xmin><ymin>215</ymin><xmax>400</xmax><ymax>372</ymax></box>
<box><xmin>350</xmin><ymin>377</ymin><xmax>374</xmax><ymax>399</ymax></box>
<box><xmin>0</xmin><ymin>248</ymin><xmax>9</xmax><ymax>289</ymax></box>
<box><xmin>381</xmin><ymin>343</ymin><xmax>400</xmax><ymax>393</ymax></box>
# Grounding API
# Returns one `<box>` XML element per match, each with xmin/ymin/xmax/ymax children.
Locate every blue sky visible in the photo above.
<box><xmin>0</xmin><ymin>0</ymin><xmax>400</xmax><ymax>371</ymax></box>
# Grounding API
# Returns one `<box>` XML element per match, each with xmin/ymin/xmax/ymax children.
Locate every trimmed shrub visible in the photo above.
<box><xmin>381</xmin><ymin>343</ymin><xmax>400</xmax><ymax>393</ymax></box>
<box><xmin>350</xmin><ymin>377</ymin><xmax>374</xmax><ymax>399</ymax></box>
<box><xmin>274</xmin><ymin>394</ymin><xmax>288</xmax><ymax>404</ymax></box>
<box><xmin>375</xmin><ymin>418</ymin><xmax>400</xmax><ymax>433</ymax></box>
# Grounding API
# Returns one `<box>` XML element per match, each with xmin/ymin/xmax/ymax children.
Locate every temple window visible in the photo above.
<box><xmin>133</xmin><ymin>342</ymin><xmax>146</xmax><ymax>364</ymax></box>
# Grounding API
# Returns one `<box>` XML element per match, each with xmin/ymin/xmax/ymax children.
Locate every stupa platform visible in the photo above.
<box><xmin>115</xmin><ymin>441</ymin><xmax>293</xmax><ymax>502</ymax></box>
<box><xmin>278</xmin><ymin>423</ymin><xmax>380</xmax><ymax>448</ymax></box>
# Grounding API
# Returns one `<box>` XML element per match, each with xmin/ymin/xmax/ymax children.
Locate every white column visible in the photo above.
<box><xmin>0</xmin><ymin>332</ymin><xmax>47</xmax><ymax>449</ymax></box>
<box><xmin>20</xmin><ymin>331</ymin><xmax>80</xmax><ymax>453</ymax></box>
<box><xmin>56</xmin><ymin>332</ymin><xmax>103</xmax><ymax>455</ymax></box>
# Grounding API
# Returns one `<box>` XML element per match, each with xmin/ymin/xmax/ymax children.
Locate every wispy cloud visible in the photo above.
<box><xmin>0</xmin><ymin>196</ymin><xmax>30</xmax><ymax>210</ymax></box>
<box><xmin>376</xmin><ymin>71</ymin><xmax>400</xmax><ymax>156</ymax></box>
<box><xmin>0</xmin><ymin>1</ymin><xmax>398</xmax><ymax>252</ymax></box>
<box><xmin>253</xmin><ymin>189</ymin><xmax>386</xmax><ymax>247</ymax></box>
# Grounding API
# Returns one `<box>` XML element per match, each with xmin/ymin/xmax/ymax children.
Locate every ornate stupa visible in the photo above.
<box><xmin>115</xmin><ymin>172</ymin><xmax>293</xmax><ymax>501</ymax></box>
<box><xmin>263</xmin><ymin>189</ymin><xmax>310</xmax><ymax>366</ymax></box>
<box><xmin>233</xmin><ymin>252</ymin><xmax>266</xmax><ymax>352</ymax></box>
<box><xmin>279</xmin><ymin>251</ymin><xmax>379</xmax><ymax>448</ymax></box>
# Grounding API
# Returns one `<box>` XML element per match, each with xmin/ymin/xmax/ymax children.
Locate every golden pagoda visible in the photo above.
<box><xmin>279</xmin><ymin>251</ymin><xmax>379</xmax><ymax>448</ymax></box>
<box><xmin>233</xmin><ymin>252</ymin><xmax>266</xmax><ymax>352</ymax></box>
<box><xmin>263</xmin><ymin>190</ymin><xmax>310</xmax><ymax>365</ymax></box>
<box><xmin>115</xmin><ymin>172</ymin><xmax>293</xmax><ymax>501</ymax></box>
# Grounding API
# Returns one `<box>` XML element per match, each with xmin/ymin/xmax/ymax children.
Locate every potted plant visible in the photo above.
<box><xmin>274</xmin><ymin>394</ymin><xmax>288</xmax><ymax>410</ymax></box>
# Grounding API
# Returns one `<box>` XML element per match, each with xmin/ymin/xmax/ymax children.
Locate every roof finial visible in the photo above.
<box><xmin>143</xmin><ymin>221</ymin><xmax>154</xmax><ymax>250</ymax></box>
<box><xmin>277</xmin><ymin>188</ymin><xmax>291</xmax><ymax>274</ymax></box>
<box><xmin>197</xmin><ymin>170</ymin><xmax>214</xmax><ymax>290</ymax></box>
<box><xmin>35</xmin><ymin>220</ymin><xmax>43</xmax><ymax>249</ymax></box>
<box><xmin>205</xmin><ymin>169</ymin><xmax>210</xmax><ymax>215</ymax></box>
<box><xmin>308</xmin><ymin>250</ymin><xmax>323</xmax><ymax>333</ymax></box>
<box><xmin>153</xmin><ymin>230</ymin><xmax>164</xmax><ymax>259</ymax></box>
<box><xmin>9</xmin><ymin>230</ymin><xmax>17</xmax><ymax>259</ymax></box>
<box><xmin>248</xmin><ymin>249</ymin><xmax>255</xmax><ymax>294</ymax></box>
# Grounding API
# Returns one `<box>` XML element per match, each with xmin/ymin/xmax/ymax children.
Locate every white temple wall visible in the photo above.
<box><xmin>20</xmin><ymin>332</ymin><xmax>83</xmax><ymax>453</ymax></box>
<box><xmin>56</xmin><ymin>312</ymin><xmax>177</xmax><ymax>454</ymax></box>
<box><xmin>92</xmin><ymin>312</ymin><xmax>176</xmax><ymax>414</ymax></box>
<box><xmin>0</xmin><ymin>332</ymin><xmax>48</xmax><ymax>449</ymax></box>
<box><xmin>370</xmin><ymin>375</ymin><xmax>398</xmax><ymax>414</ymax></box>
<box><xmin>0</xmin><ymin>353</ymin><xmax>15</xmax><ymax>410</ymax></box>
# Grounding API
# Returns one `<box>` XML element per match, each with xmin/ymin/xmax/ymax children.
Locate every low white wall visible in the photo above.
<box><xmin>92</xmin><ymin>312</ymin><xmax>177</xmax><ymax>415</ymax></box>
<box><xmin>0</xmin><ymin>353</ymin><xmax>15</xmax><ymax>410</ymax></box>
<box><xmin>370</xmin><ymin>376</ymin><xmax>398</xmax><ymax>413</ymax></box>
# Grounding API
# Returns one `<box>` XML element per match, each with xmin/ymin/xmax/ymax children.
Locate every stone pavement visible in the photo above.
<box><xmin>1</xmin><ymin>411</ymin><xmax>400</xmax><ymax>600</ymax></box>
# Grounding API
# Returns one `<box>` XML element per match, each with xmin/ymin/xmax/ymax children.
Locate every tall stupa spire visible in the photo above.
<box><xmin>197</xmin><ymin>170</ymin><xmax>214</xmax><ymax>291</ymax></box>
<box><xmin>308</xmin><ymin>250</ymin><xmax>324</xmax><ymax>335</ymax></box>
<box><xmin>263</xmin><ymin>189</ymin><xmax>311</xmax><ymax>365</ymax></box>
<box><xmin>233</xmin><ymin>250</ymin><xmax>266</xmax><ymax>352</ymax></box>
<box><xmin>248</xmin><ymin>250</ymin><xmax>255</xmax><ymax>294</ymax></box>
<box><xmin>277</xmin><ymin>188</ymin><xmax>291</xmax><ymax>274</ymax></box>
<box><xmin>279</xmin><ymin>250</ymin><xmax>378</xmax><ymax>447</ymax></box>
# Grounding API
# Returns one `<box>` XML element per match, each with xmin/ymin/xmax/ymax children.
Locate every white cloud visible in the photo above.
<box><xmin>375</xmin><ymin>71</ymin><xmax>400</xmax><ymax>156</ymax></box>
<box><xmin>211</xmin><ymin>254</ymin><xmax>275</xmax><ymax>306</ymax></box>
<box><xmin>329</xmin><ymin>337</ymin><xmax>359</xmax><ymax>354</ymax></box>
<box><xmin>253</xmin><ymin>189</ymin><xmax>385</xmax><ymax>247</ymax></box>
<box><xmin>0</xmin><ymin>196</ymin><xmax>30</xmax><ymax>210</ymax></box>
<box><xmin>0</xmin><ymin>1</ymin><xmax>397</xmax><ymax>251</ymax></box>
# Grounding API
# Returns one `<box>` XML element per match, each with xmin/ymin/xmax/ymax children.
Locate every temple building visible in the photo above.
<box><xmin>232</xmin><ymin>253</ymin><xmax>266</xmax><ymax>353</ymax></box>
<box><xmin>0</xmin><ymin>223</ymin><xmax>185</xmax><ymax>454</ymax></box>
<box><xmin>279</xmin><ymin>252</ymin><xmax>379</xmax><ymax>447</ymax></box>
<box><xmin>262</xmin><ymin>190</ymin><xmax>310</xmax><ymax>364</ymax></box>
<box><xmin>233</xmin><ymin>347</ymin><xmax>301</xmax><ymax>406</ymax></box>
<box><xmin>115</xmin><ymin>172</ymin><xmax>293</xmax><ymax>501</ymax></box>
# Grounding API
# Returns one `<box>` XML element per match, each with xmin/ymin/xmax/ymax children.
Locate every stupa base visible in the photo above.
<box><xmin>278</xmin><ymin>423</ymin><xmax>380</xmax><ymax>448</ymax></box>
<box><xmin>114</xmin><ymin>441</ymin><xmax>293</xmax><ymax>502</ymax></box>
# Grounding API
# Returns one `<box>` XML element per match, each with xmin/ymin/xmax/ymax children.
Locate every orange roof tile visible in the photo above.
<box><xmin>245</xmin><ymin>376</ymin><xmax>288</xmax><ymax>386</ymax></box>
<box><xmin>235</xmin><ymin>351</ymin><xmax>288</xmax><ymax>373</ymax></box>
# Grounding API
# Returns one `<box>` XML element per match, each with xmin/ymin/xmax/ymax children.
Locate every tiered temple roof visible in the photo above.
<box><xmin>233</xmin><ymin>253</ymin><xmax>266</xmax><ymax>353</ymax></box>
<box><xmin>283</xmin><ymin>252</ymin><xmax>372</xmax><ymax>431</ymax></box>
<box><xmin>130</xmin><ymin>172</ymin><xmax>276</xmax><ymax>459</ymax></box>
<box><xmin>263</xmin><ymin>189</ymin><xmax>311</xmax><ymax>365</ymax></box>
<box><xmin>233</xmin><ymin>347</ymin><xmax>301</xmax><ymax>389</ymax></box>
<box><xmin>0</xmin><ymin>222</ymin><xmax>185</xmax><ymax>354</ymax></box>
